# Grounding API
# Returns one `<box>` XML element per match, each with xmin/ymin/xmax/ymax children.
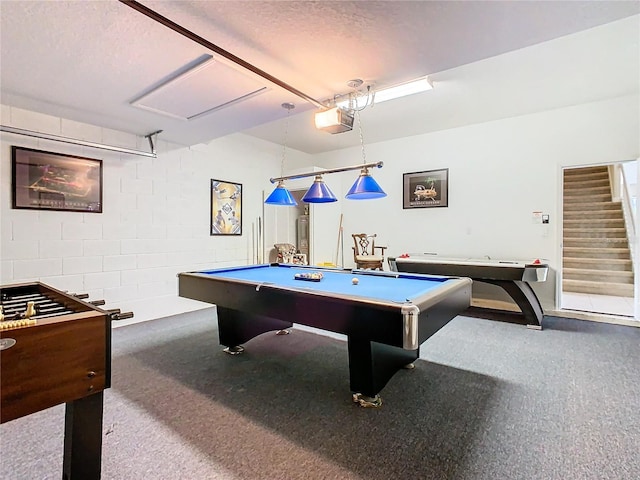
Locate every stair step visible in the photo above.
<box><xmin>563</xmin><ymin>247</ymin><xmax>631</xmax><ymax>259</ymax></box>
<box><xmin>563</xmin><ymin>186</ymin><xmax>612</xmax><ymax>196</ymax></box>
<box><xmin>564</xmin><ymin>210</ymin><xmax>623</xmax><ymax>220</ymax></box>
<box><xmin>563</xmin><ymin>238</ymin><xmax>629</xmax><ymax>248</ymax></box>
<box><xmin>564</xmin><ymin>165</ymin><xmax>607</xmax><ymax>172</ymax></box>
<box><xmin>564</xmin><ymin>175</ymin><xmax>609</xmax><ymax>184</ymax></box>
<box><xmin>564</xmin><ymin>174</ymin><xmax>609</xmax><ymax>184</ymax></box>
<box><xmin>563</xmin><ymin>227</ymin><xmax>627</xmax><ymax>238</ymax></box>
<box><xmin>564</xmin><ymin>193</ymin><xmax>612</xmax><ymax>203</ymax></box>
<box><xmin>563</xmin><ymin>219</ymin><xmax>625</xmax><ymax>228</ymax></box>
<box><xmin>563</xmin><ymin>177</ymin><xmax>610</xmax><ymax>188</ymax></box>
<box><xmin>562</xmin><ymin>257</ymin><xmax>632</xmax><ymax>271</ymax></box>
<box><xmin>563</xmin><ymin>201</ymin><xmax>620</xmax><ymax>211</ymax></box>
<box><xmin>564</xmin><ymin>166</ymin><xmax>608</xmax><ymax>174</ymax></box>
<box><xmin>564</xmin><ymin>167</ymin><xmax>608</xmax><ymax>176</ymax></box>
<box><xmin>563</xmin><ymin>268</ymin><xmax>633</xmax><ymax>283</ymax></box>
<box><xmin>562</xmin><ymin>279</ymin><xmax>634</xmax><ymax>297</ymax></box>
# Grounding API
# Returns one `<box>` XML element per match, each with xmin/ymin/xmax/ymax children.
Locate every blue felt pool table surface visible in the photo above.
<box><xmin>198</xmin><ymin>264</ymin><xmax>451</xmax><ymax>303</ymax></box>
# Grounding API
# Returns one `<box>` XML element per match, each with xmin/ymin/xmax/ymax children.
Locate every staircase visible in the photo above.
<box><xmin>563</xmin><ymin>166</ymin><xmax>634</xmax><ymax>297</ymax></box>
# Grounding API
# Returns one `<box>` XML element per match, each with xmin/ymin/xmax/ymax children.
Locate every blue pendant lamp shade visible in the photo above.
<box><xmin>265</xmin><ymin>102</ymin><xmax>298</xmax><ymax>206</ymax></box>
<box><xmin>302</xmin><ymin>176</ymin><xmax>337</xmax><ymax>203</ymax></box>
<box><xmin>345</xmin><ymin>168</ymin><xmax>387</xmax><ymax>199</ymax></box>
<box><xmin>265</xmin><ymin>181</ymin><xmax>298</xmax><ymax>206</ymax></box>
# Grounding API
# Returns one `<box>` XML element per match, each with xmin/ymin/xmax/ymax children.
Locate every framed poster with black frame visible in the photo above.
<box><xmin>210</xmin><ymin>179</ymin><xmax>242</xmax><ymax>235</ymax></box>
<box><xmin>403</xmin><ymin>168</ymin><xmax>449</xmax><ymax>209</ymax></box>
<box><xmin>12</xmin><ymin>146</ymin><xmax>103</xmax><ymax>213</ymax></box>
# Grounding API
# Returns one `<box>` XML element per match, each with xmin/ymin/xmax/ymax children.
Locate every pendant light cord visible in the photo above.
<box><xmin>280</xmin><ymin>103</ymin><xmax>295</xmax><ymax>177</ymax></box>
<box><xmin>356</xmin><ymin>109</ymin><xmax>367</xmax><ymax>166</ymax></box>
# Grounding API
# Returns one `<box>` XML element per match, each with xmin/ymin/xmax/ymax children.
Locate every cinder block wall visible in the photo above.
<box><xmin>0</xmin><ymin>105</ymin><xmax>312</xmax><ymax>324</ymax></box>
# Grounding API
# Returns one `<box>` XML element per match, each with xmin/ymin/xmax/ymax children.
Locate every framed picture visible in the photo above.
<box><xmin>12</xmin><ymin>146</ymin><xmax>103</xmax><ymax>213</ymax></box>
<box><xmin>211</xmin><ymin>179</ymin><xmax>242</xmax><ymax>235</ymax></box>
<box><xmin>403</xmin><ymin>168</ymin><xmax>449</xmax><ymax>209</ymax></box>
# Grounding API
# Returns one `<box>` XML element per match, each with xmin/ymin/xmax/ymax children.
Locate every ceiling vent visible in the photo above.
<box><xmin>131</xmin><ymin>54</ymin><xmax>269</xmax><ymax>121</ymax></box>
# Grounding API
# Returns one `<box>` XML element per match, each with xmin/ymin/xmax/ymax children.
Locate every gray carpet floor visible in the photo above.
<box><xmin>1</xmin><ymin>309</ymin><xmax>639</xmax><ymax>480</ymax></box>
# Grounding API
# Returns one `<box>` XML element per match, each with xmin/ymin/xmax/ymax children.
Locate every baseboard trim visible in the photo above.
<box><xmin>548</xmin><ymin>308</ymin><xmax>639</xmax><ymax>328</ymax></box>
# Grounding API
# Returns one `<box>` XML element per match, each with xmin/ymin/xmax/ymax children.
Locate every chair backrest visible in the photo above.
<box><xmin>352</xmin><ymin>233</ymin><xmax>378</xmax><ymax>257</ymax></box>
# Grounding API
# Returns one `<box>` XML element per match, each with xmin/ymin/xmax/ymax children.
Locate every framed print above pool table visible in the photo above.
<box><xmin>403</xmin><ymin>168</ymin><xmax>448</xmax><ymax>209</ymax></box>
<box><xmin>210</xmin><ymin>179</ymin><xmax>242</xmax><ymax>235</ymax></box>
<box><xmin>11</xmin><ymin>146</ymin><xmax>103</xmax><ymax>213</ymax></box>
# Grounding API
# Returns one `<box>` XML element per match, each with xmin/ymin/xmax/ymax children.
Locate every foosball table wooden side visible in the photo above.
<box><xmin>0</xmin><ymin>310</ymin><xmax>108</xmax><ymax>423</ymax></box>
<box><xmin>0</xmin><ymin>282</ymin><xmax>130</xmax><ymax>480</ymax></box>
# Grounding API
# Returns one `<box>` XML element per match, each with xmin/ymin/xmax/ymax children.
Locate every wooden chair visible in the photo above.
<box><xmin>351</xmin><ymin>233</ymin><xmax>387</xmax><ymax>270</ymax></box>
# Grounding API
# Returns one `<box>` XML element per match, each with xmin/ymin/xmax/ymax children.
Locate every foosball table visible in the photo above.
<box><xmin>0</xmin><ymin>281</ymin><xmax>133</xmax><ymax>480</ymax></box>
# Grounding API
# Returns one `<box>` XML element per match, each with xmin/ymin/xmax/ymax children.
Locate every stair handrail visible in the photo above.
<box><xmin>617</xmin><ymin>165</ymin><xmax>636</xmax><ymax>271</ymax></box>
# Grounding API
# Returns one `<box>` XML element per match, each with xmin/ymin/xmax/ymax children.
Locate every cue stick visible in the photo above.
<box><xmin>341</xmin><ymin>223</ymin><xmax>344</xmax><ymax>268</ymax></box>
<box><xmin>258</xmin><ymin>216</ymin><xmax>262</xmax><ymax>263</ymax></box>
<box><xmin>335</xmin><ymin>214</ymin><xmax>343</xmax><ymax>267</ymax></box>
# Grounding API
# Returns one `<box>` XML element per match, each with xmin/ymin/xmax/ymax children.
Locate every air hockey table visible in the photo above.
<box><xmin>389</xmin><ymin>254</ymin><xmax>549</xmax><ymax>329</ymax></box>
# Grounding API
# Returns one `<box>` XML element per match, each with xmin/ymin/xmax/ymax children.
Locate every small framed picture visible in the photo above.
<box><xmin>403</xmin><ymin>168</ymin><xmax>449</xmax><ymax>209</ymax></box>
<box><xmin>12</xmin><ymin>146</ymin><xmax>103</xmax><ymax>213</ymax></box>
<box><xmin>210</xmin><ymin>179</ymin><xmax>242</xmax><ymax>235</ymax></box>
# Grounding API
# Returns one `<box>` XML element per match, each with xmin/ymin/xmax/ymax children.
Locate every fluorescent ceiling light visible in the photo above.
<box><xmin>374</xmin><ymin>76</ymin><xmax>433</xmax><ymax>103</ymax></box>
<box><xmin>336</xmin><ymin>76</ymin><xmax>432</xmax><ymax>109</ymax></box>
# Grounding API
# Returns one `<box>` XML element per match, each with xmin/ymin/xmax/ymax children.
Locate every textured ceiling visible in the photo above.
<box><xmin>1</xmin><ymin>1</ymin><xmax>638</xmax><ymax>154</ymax></box>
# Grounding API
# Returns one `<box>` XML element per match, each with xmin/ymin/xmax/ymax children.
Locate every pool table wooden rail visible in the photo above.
<box><xmin>179</xmin><ymin>268</ymin><xmax>469</xmax><ymax>350</ymax></box>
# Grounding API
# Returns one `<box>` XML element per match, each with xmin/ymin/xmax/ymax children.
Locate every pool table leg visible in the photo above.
<box><xmin>347</xmin><ymin>336</ymin><xmax>419</xmax><ymax>407</ymax></box>
<box><xmin>216</xmin><ymin>306</ymin><xmax>294</xmax><ymax>351</ymax></box>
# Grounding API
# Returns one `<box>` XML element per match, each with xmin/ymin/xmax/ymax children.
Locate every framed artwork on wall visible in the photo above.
<box><xmin>11</xmin><ymin>146</ymin><xmax>103</xmax><ymax>213</ymax></box>
<box><xmin>210</xmin><ymin>179</ymin><xmax>242</xmax><ymax>235</ymax></box>
<box><xmin>403</xmin><ymin>168</ymin><xmax>449</xmax><ymax>209</ymax></box>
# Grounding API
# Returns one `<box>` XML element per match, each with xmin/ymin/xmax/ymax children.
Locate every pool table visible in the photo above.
<box><xmin>178</xmin><ymin>264</ymin><xmax>471</xmax><ymax>407</ymax></box>
<box><xmin>389</xmin><ymin>254</ymin><xmax>549</xmax><ymax>329</ymax></box>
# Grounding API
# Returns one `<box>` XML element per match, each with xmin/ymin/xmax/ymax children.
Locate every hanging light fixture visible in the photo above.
<box><xmin>266</xmin><ymin>83</ymin><xmax>385</xmax><ymax>203</ymax></box>
<box><xmin>265</xmin><ymin>103</ymin><xmax>298</xmax><ymax>206</ymax></box>
<box><xmin>345</xmin><ymin>109</ymin><xmax>386</xmax><ymax>200</ymax></box>
<box><xmin>269</xmin><ymin>161</ymin><xmax>384</xmax><ymax>202</ymax></box>
<box><xmin>265</xmin><ymin>180</ymin><xmax>298</xmax><ymax>205</ymax></box>
<box><xmin>302</xmin><ymin>175</ymin><xmax>337</xmax><ymax>203</ymax></box>
<box><xmin>346</xmin><ymin>168</ymin><xmax>387</xmax><ymax>199</ymax></box>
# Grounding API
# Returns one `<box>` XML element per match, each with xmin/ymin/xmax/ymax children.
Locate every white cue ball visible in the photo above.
<box><xmin>352</xmin><ymin>278</ymin><xmax>359</xmax><ymax>285</ymax></box>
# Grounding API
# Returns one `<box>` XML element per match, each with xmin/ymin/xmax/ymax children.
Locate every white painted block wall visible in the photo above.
<box><xmin>313</xmin><ymin>95</ymin><xmax>640</xmax><ymax>313</ymax></box>
<box><xmin>1</xmin><ymin>95</ymin><xmax>638</xmax><ymax>324</ymax></box>
<box><xmin>0</xmin><ymin>106</ymin><xmax>313</xmax><ymax>324</ymax></box>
